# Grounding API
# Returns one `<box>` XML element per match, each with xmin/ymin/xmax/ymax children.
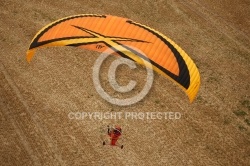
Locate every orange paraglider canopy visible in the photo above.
<box><xmin>26</xmin><ymin>14</ymin><xmax>200</xmax><ymax>102</ymax></box>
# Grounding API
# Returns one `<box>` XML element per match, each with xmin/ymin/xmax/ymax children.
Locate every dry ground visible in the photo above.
<box><xmin>0</xmin><ymin>0</ymin><xmax>250</xmax><ymax>165</ymax></box>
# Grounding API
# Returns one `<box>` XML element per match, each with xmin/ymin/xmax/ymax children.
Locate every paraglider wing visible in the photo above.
<box><xmin>26</xmin><ymin>14</ymin><xmax>200</xmax><ymax>102</ymax></box>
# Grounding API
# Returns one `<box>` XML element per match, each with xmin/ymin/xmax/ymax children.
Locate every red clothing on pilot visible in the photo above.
<box><xmin>103</xmin><ymin>125</ymin><xmax>123</xmax><ymax>149</ymax></box>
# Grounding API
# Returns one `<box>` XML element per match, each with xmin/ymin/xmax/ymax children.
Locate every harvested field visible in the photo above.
<box><xmin>0</xmin><ymin>0</ymin><xmax>249</xmax><ymax>165</ymax></box>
